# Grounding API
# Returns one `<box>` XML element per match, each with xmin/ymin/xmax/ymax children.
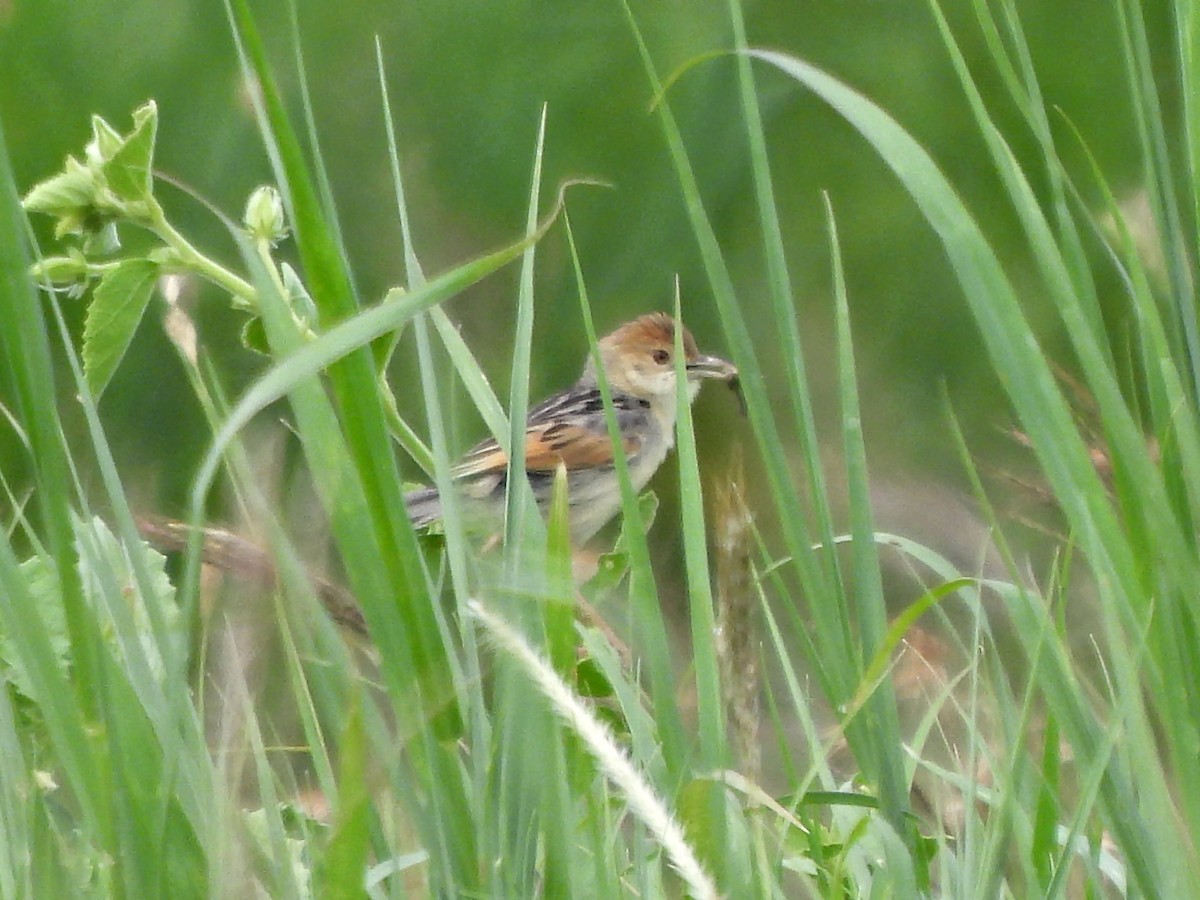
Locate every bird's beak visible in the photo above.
<box><xmin>686</xmin><ymin>353</ymin><xmax>738</xmax><ymax>381</ymax></box>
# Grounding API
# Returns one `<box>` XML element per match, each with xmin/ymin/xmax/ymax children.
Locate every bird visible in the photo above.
<box><xmin>404</xmin><ymin>313</ymin><xmax>738</xmax><ymax>543</ymax></box>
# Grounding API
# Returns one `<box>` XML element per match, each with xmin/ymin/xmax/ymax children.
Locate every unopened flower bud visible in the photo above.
<box><xmin>29</xmin><ymin>252</ymin><xmax>90</xmax><ymax>287</ymax></box>
<box><xmin>243</xmin><ymin>185</ymin><xmax>288</xmax><ymax>245</ymax></box>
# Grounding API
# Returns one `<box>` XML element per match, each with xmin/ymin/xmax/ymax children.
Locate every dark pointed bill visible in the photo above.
<box><xmin>686</xmin><ymin>354</ymin><xmax>738</xmax><ymax>381</ymax></box>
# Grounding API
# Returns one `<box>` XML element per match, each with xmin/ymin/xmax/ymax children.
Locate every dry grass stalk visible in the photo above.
<box><xmin>712</xmin><ymin>449</ymin><xmax>760</xmax><ymax>782</ymax></box>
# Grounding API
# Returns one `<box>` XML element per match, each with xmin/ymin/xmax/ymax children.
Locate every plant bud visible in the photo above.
<box><xmin>243</xmin><ymin>185</ymin><xmax>288</xmax><ymax>245</ymax></box>
<box><xmin>29</xmin><ymin>252</ymin><xmax>91</xmax><ymax>287</ymax></box>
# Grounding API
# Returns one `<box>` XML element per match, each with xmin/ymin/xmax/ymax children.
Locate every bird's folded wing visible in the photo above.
<box><xmin>452</xmin><ymin>422</ymin><xmax>641</xmax><ymax>478</ymax></box>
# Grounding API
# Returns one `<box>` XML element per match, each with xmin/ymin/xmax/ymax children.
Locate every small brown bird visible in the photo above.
<box><xmin>405</xmin><ymin>313</ymin><xmax>737</xmax><ymax>542</ymax></box>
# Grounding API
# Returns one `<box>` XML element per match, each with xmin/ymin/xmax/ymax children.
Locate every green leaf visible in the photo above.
<box><xmin>5</xmin><ymin>555</ymin><xmax>71</xmax><ymax>702</ymax></box>
<box><xmin>87</xmin><ymin>115</ymin><xmax>124</xmax><ymax>162</ymax></box>
<box><xmin>74</xmin><ymin>516</ymin><xmax>181</xmax><ymax>683</ymax></box>
<box><xmin>240</xmin><ymin>315</ymin><xmax>270</xmax><ymax>355</ymax></box>
<box><xmin>22</xmin><ymin>156</ymin><xmax>95</xmax><ymax>219</ymax></box>
<box><xmin>581</xmin><ymin>550</ymin><xmax>627</xmax><ymax>597</ymax></box>
<box><xmin>83</xmin><ymin>258</ymin><xmax>159</xmax><ymax>399</ymax></box>
<box><xmin>3</xmin><ymin>516</ymin><xmax>179</xmax><ymax>702</ymax></box>
<box><xmin>101</xmin><ymin>101</ymin><xmax>158</xmax><ymax>202</ymax></box>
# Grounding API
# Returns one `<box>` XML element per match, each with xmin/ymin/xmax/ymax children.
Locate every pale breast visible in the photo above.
<box><xmin>562</xmin><ymin>413</ymin><xmax>672</xmax><ymax>542</ymax></box>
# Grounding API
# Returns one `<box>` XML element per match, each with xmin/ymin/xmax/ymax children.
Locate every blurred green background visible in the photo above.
<box><xmin>0</xmin><ymin>1</ymin><xmax>1157</xmax><ymax>565</ymax></box>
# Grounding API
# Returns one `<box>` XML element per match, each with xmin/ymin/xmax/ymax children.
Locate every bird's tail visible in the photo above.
<box><xmin>404</xmin><ymin>487</ymin><xmax>443</xmax><ymax>529</ymax></box>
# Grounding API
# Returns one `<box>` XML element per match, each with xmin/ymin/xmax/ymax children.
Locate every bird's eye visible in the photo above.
<box><xmin>652</xmin><ymin>348</ymin><xmax>670</xmax><ymax>365</ymax></box>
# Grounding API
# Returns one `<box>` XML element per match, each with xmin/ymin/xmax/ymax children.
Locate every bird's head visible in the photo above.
<box><xmin>582</xmin><ymin>313</ymin><xmax>737</xmax><ymax>404</ymax></box>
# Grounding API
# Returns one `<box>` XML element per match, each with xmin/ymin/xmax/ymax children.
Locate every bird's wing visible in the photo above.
<box><xmin>452</xmin><ymin>421</ymin><xmax>641</xmax><ymax>479</ymax></box>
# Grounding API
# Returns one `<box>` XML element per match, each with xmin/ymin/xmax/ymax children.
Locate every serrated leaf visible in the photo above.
<box><xmin>102</xmin><ymin>101</ymin><xmax>158</xmax><ymax>202</ymax></box>
<box><xmin>83</xmin><ymin>258</ymin><xmax>159</xmax><ymax>398</ymax></box>
<box><xmin>22</xmin><ymin>156</ymin><xmax>95</xmax><ymax>217</ymax></box>
<box><xmin>5</xmin><ymin>556</ymin><xmax>71</xmax><ymax>702</ymax></box>
<box><xmin>74</xmin><ymin>516</ymin><xmax>181</xmax><ymax>682</ymax></box>
<box><xmin>88</xmin><ymin>115</ymin><xmax>124</xmax><ymax>162</ymax></box>
<box><xmin>2</xmin><ymin>516</ymin><xmax>181</xmax><ymax>700</ymax></box>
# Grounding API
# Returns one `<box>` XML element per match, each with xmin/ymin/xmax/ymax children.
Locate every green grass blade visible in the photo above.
<box><xmin>724</xmin><ymin>0</ymin><xmax>847</xmax><ymax>631</ymax></box>
<box><xmin>670</xmin><ymin>282</ymin><xmax>732</xmax><ymax>886</ymax></box>
<box><xmin>564</xmin><ymin>210</ymin><xmax>687</xmax><ymax>779</ymax></box>
<box><xmin>504</xmin><ymin>104</ymin><xmax>548</xmax><ymax>554</ymax></box>
<box><xmin>825</xmin><ymin>195</ymin><xmax>910</xmax><ymax>845</ymax></box>
<box><xmin>671</xmin><ymin>283</ymin><xmax>723</xmax><ymax>769</ymax></box>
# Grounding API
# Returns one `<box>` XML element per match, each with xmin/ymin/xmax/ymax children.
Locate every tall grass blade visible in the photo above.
<box><xmin>504</xmin><ymin>104</ymin><xmax>549</xmax><ymax>554</ymax></box>
<box><xmin>564</xmin><ymin>210</ymin><xmax>687</xmax><ymax>778</ymax></box>
<box><xmin>824</xmin><ymin>196</ymin><xmax>911</xmax><ymax>845</ymax></box>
